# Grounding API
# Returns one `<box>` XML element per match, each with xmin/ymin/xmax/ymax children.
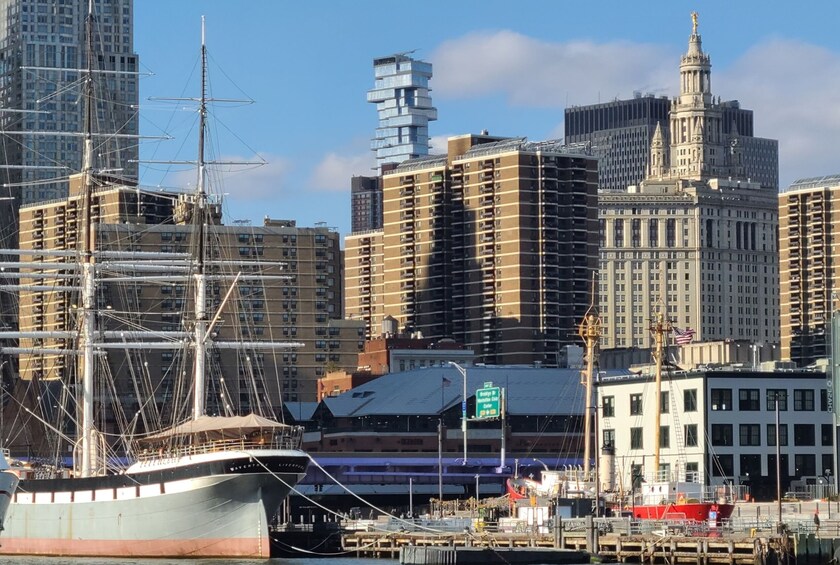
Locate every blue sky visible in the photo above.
<box><xmin>134</xmin><ymin>1</ymin><xmax>840</xmax><ymax>237</ymax></box>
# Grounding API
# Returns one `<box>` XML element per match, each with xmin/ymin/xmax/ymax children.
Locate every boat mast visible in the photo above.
<box><xmin>650</xmin><ymin>313</ymin><xmax>670</xmax><ymax>480</ymax></box>
<box><xmin>192</xmin><ymin>17</ymin><xmax>209</xmax><ymax>420</ymax></box>
<box><xmin>577</xmin><ymin>277</ymin><xmax>601</xmax><ymax>478</ymax></box>
<box><xmin>79</xmin><ymin>0</ymin><xmax>98</xmax><ymax>478</ymax></box>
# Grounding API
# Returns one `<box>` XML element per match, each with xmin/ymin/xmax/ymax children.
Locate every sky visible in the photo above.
<box><xmin>133</xmin><ymin>1</ymin><xmax>840</xmax><ymax>238</ymax></box>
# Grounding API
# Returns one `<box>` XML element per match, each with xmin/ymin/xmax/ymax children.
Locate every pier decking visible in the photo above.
<box><xmin>342</xmin><ymin>529</ymin><xmax>791</xmax><ymax>563</ymax></box>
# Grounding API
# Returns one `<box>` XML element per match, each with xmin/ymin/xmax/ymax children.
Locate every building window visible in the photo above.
<box><xmin>739</xmin><ymin>389</ymin><xmax>760</xmax><ymax>411</ymax></box>
<box><xmin>684</xmin><ymin>389</ymin><xmax>697</xmax><ymax>412</ymax></box>
<box><xmin>794</xmin><ymin>454</ymin><xmax>817</xmax><ymax>477</ymax></box>
<box><xmin>711</xmin><ymin>454</ymin><xmax>734</xmax><ymax>477</ymax></box>
<box><xmin>794</xmin><ymin>389</ymin><xmax>815</xmax><ymax>411</ymax></box>
<box><xmin>740</xmin><ymin>454</ymin><xmax>762</xmax><ymax>481</ymax></box>
<box><xmin>631</xmin><ymin>218</ymin><xmax>641</xmax><ymax>248</ymax></box>
<box><xmin>630</xmin><ymin>427</ymin><xmax>643</xmax><ymax>450</ymax></box>
<box><xmin>794</xmin><ymin>424</ymin><xmax>815</xmax><ymax>446</ymax></box>
<box><xmin>686</xmin><ymin>462</ymin><xmax>699</xmax><ymax>477</ymax></box>
<box><xmin>648</xmin><ymin>219</ymin><xmax>658</xmax><ymax>247</ymax></box>
<box><xmin>660</xmin><ymin>391</ymin><xmax>669</xmax><ymax>413</ymax></box>
<box><xmin>823</xmin><ymin>424</ymin><xmax>834</xmax><ymax>446</ymax></box>
<box><xmin>767</xmin><ymin>423</ymin><xmax>788</xmax><ymax>446</ymax></box>
<box><xmin>710</xmin><ymin>388</ymin><xmax>732</xmax><ymax>411</ymax></box>
<box><xmin>822</xmin><ymin>389</ymin><xmax>830</xmax><ymax>411</ymax></box>
<box><xmin>666</xmin><ymin>218</ymin><xmax>676</xmax><ymax>247</ymax></box>
<box><xmin>613</xmin><ymin>219</ymin><xmax>624</xmax><ymax>248</ymax></box>
<box><xmin>711</xmin><ymin>424</ymin><xmax>733</xmax><ymax>446</ymax></box>
<box><xmin>766</xmin><ymin>389</ymin><xmax>787</xmax><ymax>411</ymax></box>
<box><xmin>603</xmin><ymin>428</ymin><xmax>615</xmax><ymax>448</ymax></box>
<box><xmin>630</xmin><ymin>394</ymin><xmax>643</xmax><ymax>415</ymax></box>
<box><xmin>739</xmin><ymin>424</ymin><xmax>761</xmax><ymax>446</ymax></box>
<box><xmin>685</xmin><ymin>424</ymin><xmax>698</xmax><ymax>447</ymax></box>
<box><xmin>659</xmin><ymin>426</ymin><xmax>670</xmax><ymax>449</ymax></box>
<box><xmin>602</xmin><ymin>396</ymin><xmax>614</xmax><ymax>418</ymax></box>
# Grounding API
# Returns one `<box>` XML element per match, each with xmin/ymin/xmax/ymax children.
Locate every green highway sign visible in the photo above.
<box><xmin>475</xmin><ymin>384</ymin><xmax>501</xmax><ymax>420</ymax></box>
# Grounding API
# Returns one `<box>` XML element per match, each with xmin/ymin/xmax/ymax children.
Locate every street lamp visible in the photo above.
<box><xmin>475</xmin><ymin>474</ymin><xmax>480</xmax><ymax>518</ymax></box>
<box><xmin>448</xmin><ymin>361</ymin><xmax>469</xmax><ymax>464</ymax></box>
<box><xmin>409</xmin><ymin>477</ymin><xmax>414</xmax><ymax>518</ymax></box>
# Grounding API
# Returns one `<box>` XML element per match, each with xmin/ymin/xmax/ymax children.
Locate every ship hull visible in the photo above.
<box><xmin>632</xmin><ymin>502</ymin><xmax>735</xmax><ymax>522</ymax></box>
<box><xmin>0</xmin><ymin>452</ymin><xmax>308</xmax><ymax>557</ymax></box>
<box><xmin>0</xmin><ymin>469</ymin><xmax>19</xmax><ymax>531</ymax></box>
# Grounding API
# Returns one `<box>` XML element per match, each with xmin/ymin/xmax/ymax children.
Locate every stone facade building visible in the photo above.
<box><xmin>597</xmin><ymin>18</ymin><xmax>780</xmax><ymax>350</ymax></box>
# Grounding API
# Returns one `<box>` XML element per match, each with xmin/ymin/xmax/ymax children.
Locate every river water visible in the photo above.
<box><xmin>0</xmin><ymin>559</ymin><xmax>397</xmax><ymax>565</ymax></box>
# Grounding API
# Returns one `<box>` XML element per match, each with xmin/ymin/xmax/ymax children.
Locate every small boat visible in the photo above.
<box><xmin>623</xmin><ymin>315</ymin><xmax>735</xmax><ymax>524</ymax></box>
<box><xmin>631</xmin><ymin>478</ymin><xmax>735</xmax><ymax>522</ymax></box>
<box><xmin>506</xmin><ymin>468</ymin><xmax>593</xmax><ymax>501</ymax></box>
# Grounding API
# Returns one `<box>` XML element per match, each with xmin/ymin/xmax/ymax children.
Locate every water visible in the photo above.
<box><xmin>0</xmin><ymin>559</ymin><xmax>397</xmax><ymax>565</ymax></box>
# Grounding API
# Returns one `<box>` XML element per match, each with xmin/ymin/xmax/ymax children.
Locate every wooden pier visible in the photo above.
<box><xmin>342</xmin><ymin>530</ymin><xmax>793</xmax><ymax>564</ymax></box>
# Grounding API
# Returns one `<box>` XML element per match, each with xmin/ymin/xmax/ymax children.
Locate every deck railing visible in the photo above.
<box><xmin>134</xmin><ymin>426</ymin><xmax>303</xmax><ymax>462</ymax></box>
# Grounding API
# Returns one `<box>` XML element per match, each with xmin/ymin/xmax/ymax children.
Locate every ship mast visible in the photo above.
<box><xmin>649</xmin><ymin>313</ymin><xmax>670</xmax><ymax>480</ymax></box>
<box><xmin>577</xmin><ymin>277</ymin><xmax>601</xmax><ymax>478</ymax></box>
<box><xmin>78</xmin><ymin>0</ymin><xmax>98</xmax><ymax>479</ymax></box>
<box><xmin>192</xmin><ymin>16</ymin><xmax>209</xmax><ymax>420</ymax></box>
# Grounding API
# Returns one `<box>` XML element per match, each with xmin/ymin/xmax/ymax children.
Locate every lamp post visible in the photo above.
<box><xmin>475</xmin><ymin>474</ymin><xmax>480</xmax><ymax>518</ymax></box>
<box><xmin>448</xmin><ymin>361</ymin><xmax>469</xmax><ymax>464</ymax></box>
<box><xmin>409</xmin><ymin>477</ymin><xmax>414</xmax><ymax>518</ymax></box>
<box><xmin>438</xmin><ymin>418</ymin><xmax>443</xmax><ymax>518</ymax></box>
<box><xmin>775</xmin><ymin>398</ymin><xmax>781</xmax><ymax>530</ymax></box>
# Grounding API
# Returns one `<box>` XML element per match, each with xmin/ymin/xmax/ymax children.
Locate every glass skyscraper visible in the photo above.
<box><xmin>366</xmin><ymin>53</ymin><xmax>437</xmax><ymax>172</ymax></box>
<box><xmin>0</xmin><ymin>0</ymin><xmax>139</xmax><ymax>205</ymax></box>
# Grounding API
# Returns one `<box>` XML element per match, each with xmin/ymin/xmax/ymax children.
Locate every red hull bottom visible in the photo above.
<box><xmin>632</xmin><ymin>502</ymin><xmax>735</xmax><ymax>522</ymax></box>
<box><xmin>0</xmin><ymin>535</ymin><xmax>270</xmax><ymax>558</ymax></box>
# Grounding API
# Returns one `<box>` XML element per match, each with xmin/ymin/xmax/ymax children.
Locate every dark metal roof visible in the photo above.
<box><xmin>321</xmin><ymin>366</ymin><xmax>634</xmax><ymax>418</ymax></box>
<box><xmin>284</xmin><ymin>401</ymin><xmax>318</xmax><ymax>423</ymax></box>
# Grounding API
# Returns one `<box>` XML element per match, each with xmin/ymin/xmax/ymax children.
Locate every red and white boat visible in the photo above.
<box><xmin>631</xmin><ymin>478</ymin><xmax>735</xmax><ymax>523</ymax></box>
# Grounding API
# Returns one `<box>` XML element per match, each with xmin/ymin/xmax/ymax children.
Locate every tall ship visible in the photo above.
<box><xmin>0</xmin><ymin>8</ymin><xmax>308</xmax><ymax>558</ymax></box>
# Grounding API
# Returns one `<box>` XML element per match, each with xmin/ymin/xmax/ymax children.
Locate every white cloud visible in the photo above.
<box><xmin>431</xmin><ymin>30</ymin><xmax>676</xmax><ymax>108</ymax></box>
<box><xmin>432</xmin><ymin>31</ymin><xmax>840</xmax><ymax>187</ymax></box>
<box><xmin>716</xmin><ymin>38</ymin><xmax>840</xmax><ymax>186</ymax></box>
<box><xmin>215</xmin><ymin>154</ymin><xmax>294</xmax><ymax>200</ymax></box>
<box><xmin>429</xmin><ymin>134</ymin><xmax>456</xmax><ymax>154</ymax></box>
<box><xmin>309</xmin><ymin>151</ymin><xmax>377</xmax><ymax>192</ymax></box>
<box><xmin>151</xmin><ymin>153</ymin><xmax>294</xmax><ymax>201</ymax></box>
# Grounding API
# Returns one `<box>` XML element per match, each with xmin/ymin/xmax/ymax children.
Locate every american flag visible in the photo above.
<box><xmin>673</xmin><ymin>327</ymin><xmax>696</xmax><ymax>345</ymax></box>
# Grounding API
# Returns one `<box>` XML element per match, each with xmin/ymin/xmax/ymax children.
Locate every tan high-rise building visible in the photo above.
<box><xmin>17</xmin><ymin>178</ymin><xmax>363</xmax><ymax>428</ymax></box>
<box><xmin>598</xmin><ymin>16</ymin><xmax>780</xmax><ymax>349</ymax></box>
<box><xmin>779</xmin><ymin>175</ymin><xmax>840</xmax><ymax>366</ymax></box>
<box><xmin>345</xmin><ymin>134</ymin><xmax>599</xmax><ymax>366</ymax></box>
<box><xmin>344</xmin><ymin>229</ymin><xmax>385</xmax><ymax>337</ymax></box>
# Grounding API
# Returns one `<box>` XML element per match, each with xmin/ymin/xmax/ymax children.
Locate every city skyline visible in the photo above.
<box><xmin>134</xmin><ymin>1</ymin><xmax>840</xmax><ymax>236</ymax></box>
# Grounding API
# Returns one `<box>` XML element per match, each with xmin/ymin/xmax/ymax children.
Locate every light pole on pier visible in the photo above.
<box><xmin>448</xmin><ymin>361</ymin><xmax>469</xmax><ymax>464</ymax></box>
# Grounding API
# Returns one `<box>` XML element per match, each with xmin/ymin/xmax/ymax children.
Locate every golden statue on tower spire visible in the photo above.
<box><xmin>691</xmin><ymin>11</ymin><xmax>699</xmax><ymax>34</ymax></box>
